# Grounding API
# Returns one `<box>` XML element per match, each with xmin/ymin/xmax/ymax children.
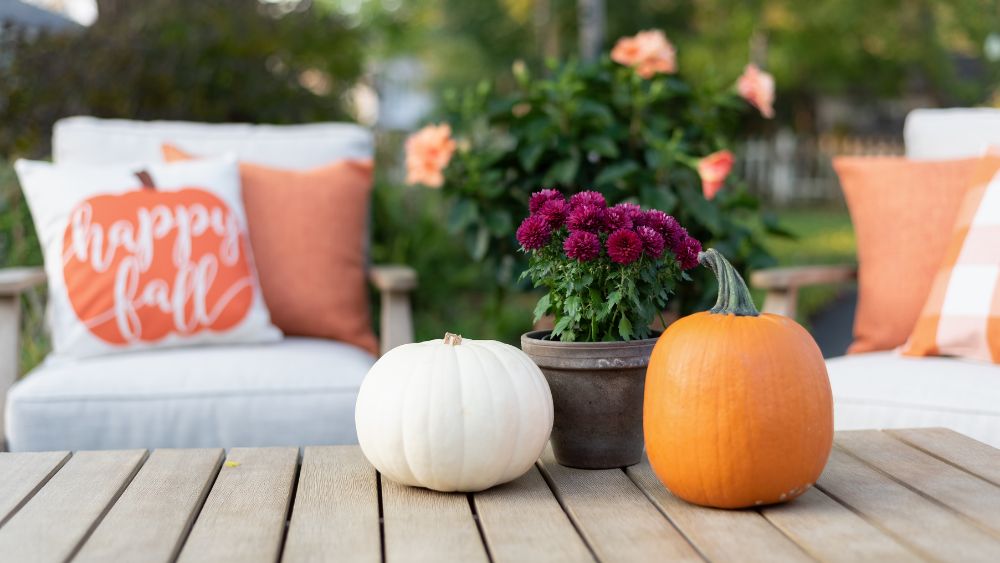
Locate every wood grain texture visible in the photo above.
<box><xmin>282</xmin><ymin>446</ymin><xmax>381</xmax><ymax>563</ymax></box>
<box><xmin>889</xmin><ymin>428</ymin><xmax>1000</xmax><ymax>487</ymax></box>
<box><xmin>538</xmin><ymin>449</ymin><xmax>700</xmax><ymax>563</ymax></box>
<box><xmin>381</xmin><ymin>477</ymin><xmax>489</xmax><ymax>563</ymax></box>
<box><xmin>0</xmin><ymin>449</ymin><xmax>146</xmax><ymax>562</ymax></box>
<box><xmin>817</xmin><ymin>447</ymin><xmax>1000</xmax><ymax>562</ymax></box>
<box><xmin>74</xmin><ymin>449</ymin><xmax>224</xmax><ymax>563</ymax></box>
<box><xmin>473</xmin><ymin>467</ymin><xmax>594</xmax><ymax>563</ymax></box>
<box><xmin>0</xmin><ymin>451</ymin><xmax>69</xmax><ymax>526</ymax></box>
<box><xmin>837</xmin><ymin>430</ymin><xmax>1000</xmax><ymax>535</ymax></box>
<box><xmin>762</xmin><ymin>488</ymin><xmax>919</xmax><ymax>562</ymax></box>
<box><xmin>626</xmin><ymin>460</ymin><xmax>809</xmax><ymax>562</ymax></box>
<box><xmin>177</xmin><ymin>447</ymin><xmax>298</xmax><ymax>563</ymax></box>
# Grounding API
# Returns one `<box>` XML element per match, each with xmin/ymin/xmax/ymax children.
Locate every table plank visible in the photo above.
<box><xmin>817</xmin><ymin>447</ymin><xmax>1000</xmax><ymax>562</ymax></box>
<box><xmin>381</xmin><ymin>476</ymin><xmax>489</xmax><ymax>563</ymax></box>
<box><xmin>626</xmin><ymin>460</ymin><xmax>809</xmax><ymax>562</ymax></box>
<box><xmin>0</xmin><ymin>450</ymin><xmax>69</xmax><ymax>526</ymax></box>
<box><xmin>889</xmin><ymin>428</ymin><xmax>1000</xmax><ymax>487</ymax></box>
<box><xmin>837</xmin><ymin>430</ymin><xmax>1000</xmax><ymax>535</ymax></box>
<box><xmin>74</xmin><ymin>448</ymin><xmax>224</xmax><ymax>563</ymax></box>
<box><xmin>473</xmin><ymin>466</ymin><xmax>595</xmax><ymax>563</ymax></box>
<box><xmin>177</xmin><ymin>447</ymin><xmax>298</xmax><ymax>563</ymax></box>
<box><xmin>282</xmin><ymin>446</ymin><xmax>381</xmax><ymax>563</ymax></box>
<box><xmin>538</xmin><ymin>449</ymin><xmax>701</xmax><ymax>563</ymax></box>
<box><xmin>0</xmin><ymin>449</ymin><xmax>146</xmax><ymax>562</ymax></box>
<box><xmin>762</xmin><ymin>488</ymin><xmax>920</xmax><ymax>562</ymax></box>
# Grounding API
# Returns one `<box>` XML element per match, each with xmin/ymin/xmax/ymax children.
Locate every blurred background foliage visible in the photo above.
<box><xmin>1</xmin><ymin>0</ymin><xmax>998</xmax><ymax>357</ymax></box>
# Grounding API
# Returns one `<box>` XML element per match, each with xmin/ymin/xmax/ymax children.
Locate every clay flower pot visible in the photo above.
<box><xmin>521</xmin><ymin>330</ymin><xmax>656</xmax><ymax>469</ymax></box>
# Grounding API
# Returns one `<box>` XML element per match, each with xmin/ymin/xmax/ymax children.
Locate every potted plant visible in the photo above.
<box><xmin>516</xmin><ymin>188</ymin><xmax>701</xmax><ymax>469</ymax></box>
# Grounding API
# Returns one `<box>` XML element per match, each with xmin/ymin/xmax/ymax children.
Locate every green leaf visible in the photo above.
<box><xmin>583</xmin><ymin>135</ymin><xmax>620</xmax><ymax>158</ymax></box>
<box><xmin>447</xmin><ymin>199</ymin><xmax>479</xmax><ymax>233</ymax></box>
<box><xmin>485</xmin><ymin>209</ymin><xmax>513</xmax><ymax>237</ymax></box>
<box><xmin>640</xmin><ymin>184</ymin><xmax>677</xmax><ymax>214</ymax></box>
<box><xmin>466</xmin><ymin>224</ymin><xmax>490</xmax><ymax>261</ymax></box>
<box><xmin>618</xmin><ymin>316</ymin><xmax>633</xmax><ymax>340</ymax></box>
<box><xmin>546</xmin><ymin>152</ymin><xmax>580</xmax><ymax>185</ymax></box>
<box><xmin>533</xmin><ymin>294</ymin><xmax>551</xmax><ymax>323</ymax></box>
<box><xmin>595</xmin><ymin>161</ymin><xmax>639</xmax><ymax>187</ymax></box>
<box><xmin>519</xmin><ymin>143</ymin><xmax>545</xmax><ymax>171</ymax></box>
<box><xmin>762</xmin><ymin>211</ymin><xmax>796</xmax><ymax>239</ymax></box>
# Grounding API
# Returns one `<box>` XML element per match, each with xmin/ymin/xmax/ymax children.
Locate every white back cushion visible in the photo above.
<box><xmin>53</xmin><ymin>116</ymin><xmax>373</xmax><ymax>170</ymax></box>
<box><xmin>904</xmin><ymin>108</ymin><xmax>1000</xmax><ymax>160</ymax></box>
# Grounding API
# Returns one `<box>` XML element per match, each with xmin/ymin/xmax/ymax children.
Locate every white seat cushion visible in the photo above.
<box><xmin>4</xmin><ymin>338</ymin><xmax>375</xmax><ymax>452</ymax></box>
<box><xmin>53</xmin><ymin>116</ymin><xmax>373</xmax><ymax>170</ymax></box>
<box><xmin>904</xmin><ymin>108</ymin><xmax>1000</xmax><ymax>160</ymax></box>
<box><xmin>828</xmin><ymin>352</ymin><xmax>1000</xmax><ymax>447</ymax></box>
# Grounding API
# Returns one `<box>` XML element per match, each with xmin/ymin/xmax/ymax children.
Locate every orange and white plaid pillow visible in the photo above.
<box><xmin>903</xmin><ymin>154</ymin><xmax>1000</xmax><ymax>363</ymax></box>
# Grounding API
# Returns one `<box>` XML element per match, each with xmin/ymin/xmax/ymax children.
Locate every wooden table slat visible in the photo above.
<box><xmin>177</xmin><ymin>447</ymin><xmax>298</xmax><ymax>563</ymax></box>
<box><xmin>473</xmin><ymin>466</ymin><xmax>595</xmax><ymax>563</ymax></box>
<box><xmin>282</xmin><ymin>446</ymin><xmax>381</xmax><ymax>563</ymax></box>
<box><xmin>381</xmin><ymin>476</ymin><xmax>489</xmax><ymax>563</ymax></box>
<box><xmin>73</xmin><ymin>448</ymin><xmax>224</xmax><ymax>563</ymax></box>
<box><xmin>538</xmin><ymin>448</ymin><xmax>701</xmax><ymax>563</ymax></box>
<box><xmin>837</xmin><ymin>430</ymin><xmax>1000</xmax><ymax>536</ymax></box>
<box><xmin>817</xmin><ymin>447</ymin><xmax>1000</xmax><ymax>562</ymax></box>
<box><xmin>626</xmin><ymin>460</ymin><xmax>811</xmax><ymax>562</ymax></box>
<box><xmin>0</xmin><ymin>449</ymin><xmax>147</xmax><ymax>562</ymax></box>
<box><xmin>0</xmin><ymin>450</ymin><xmax>69</xmax><ymax>526</ymax></box>
<box><xmin>888</xmin><ymin>427</ymin><xmax>1000</xmax><ymax>487</ymax></box>
<box><xmin>762</xmin><ymin>488</ymin><xmax>920</xmax><ymax>562</ymax></box>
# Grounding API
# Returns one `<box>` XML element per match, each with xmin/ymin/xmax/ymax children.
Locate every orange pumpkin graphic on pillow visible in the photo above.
<box><xmin>61</xmin><ymin>174</ymin><xmax>254</xmax><ymax>345</ymax></box>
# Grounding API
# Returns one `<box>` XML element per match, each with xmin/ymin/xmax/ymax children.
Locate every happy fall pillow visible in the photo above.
<box><xmin>15</xmin><ymin>156</ymin><xmax>281</xmax><ymax>360</ymax></box>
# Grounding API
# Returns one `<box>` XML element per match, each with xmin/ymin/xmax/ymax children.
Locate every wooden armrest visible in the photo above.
<box><xmin>369</xmin><ymin>265</ymin><xmax>417</xmax><ymax>292</ymax></box>
<box><xmin>750</xmin><ymin>264</ymin><xmax>856</xmax><ymax>319</ymax></box>
<box><xmin>750</xmin><ymin>264</ymin><xmax>857</xmax><ymax>291</ymax></box>
<box><xmin>369</xmin><ymin>265</ymin><xmax>417</xmax><ymax>354</ymax></box>
<box><xmin>0</xmin><ymin>267</ymin><xmax>47</xmax><ymax>297</ymax></box>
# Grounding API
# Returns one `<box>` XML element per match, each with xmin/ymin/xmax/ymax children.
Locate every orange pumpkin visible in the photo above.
<box><xmin>62</xmin><ymin>173</ymin><xmax>254</xmax><ymax>345</ymax></box>
<box><xmin>644</xmin><ymin>249</ymin><xmax>832</xmax><ymax>509</ymax></box>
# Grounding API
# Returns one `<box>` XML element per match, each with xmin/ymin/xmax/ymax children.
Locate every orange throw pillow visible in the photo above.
<box><xmin>903</xmin><ymin>155</ymin><xmax>1000</xmax><ymax>362</ymax></box>
<box><xmin>834</xmin><ymin>156</ymin><xmax>982</xmax><ymax>354</ymax></box>
<box><xmin>164</xmin><ymin>144</ymin><xmax>378</xmax><ymax>356</ymax></box>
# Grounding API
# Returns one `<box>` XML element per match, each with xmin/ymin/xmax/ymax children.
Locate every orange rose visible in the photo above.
<box><xmin>611</xmin><ymin>30</ymin><xmax>677</xmax><ymax>79</ymax></box>
<box><xmin>737</xmin><ymin>63</ymin><xmax>775</xmax><ymax>119</ymax></box>
<box><xmin>697</xmin><ymin>150</ymin><xmax>735</xmax><ymax>200</ymax></box>
<box><xmin>404</xmin><ymin>124</ymin><xmax>457</xmax><ymax>188</ymax></box>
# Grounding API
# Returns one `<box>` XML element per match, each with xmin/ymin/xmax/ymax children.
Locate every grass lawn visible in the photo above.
<box><xmin>761</xmin><ymin>205</ymin><xmax>857</xmax><ymax>323</ymax></box>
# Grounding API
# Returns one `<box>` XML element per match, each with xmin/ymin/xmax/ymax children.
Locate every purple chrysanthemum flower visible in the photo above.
<box><xmin>566</xmin><ymin>204</ymin><xmax>606</xmax><ymax>233</ymax></box>
<box><xmin>603</xmin><ymin>206</ymin><xmax>634</xmax><ymax>232</ymax></box>
<box><xmin>569</xmin><ymin>190</ymin><xmax>607</xmax><ymax>209</ymax></box>
<box><xmin>638</xmin><ymin>210</ymin><xmax>683</xmax><ymax>247</ymax></box>
<box><xmin>606</xmin><ymin>229</ymin><xmax>643</xmax><ymax>265</ymax></box>
<box><xmin>636</xmin><ymin>226</ymin><xmax>665</xmax><ymax>259</ymax></box>
<box><xmin>563</xmin><ymin>230</ymin><xmax>601</xmax><ymax>262</ymax></box>
<box><xmin>538</xmin><ymin>198</ymin><xmax>569</xmax><ymax>228</ymax></box>
<box><xmin>613</xmin><ymin>202</ymin><xmax>643</xmax><ymax>221</ymax></box>
<box><xmin>516</xmin><ymin>215</ymin><xmax>552</xmax><ymax>250</ymax></box>
<box><xmin>673</xmin><ymin>234</ymin><xmax>702</xmax><ymax>270</ymax></box>
<box><xmin>528</xmin><ymin>189</ymin><xmax>563</xmax><ymax>214</ymax></box>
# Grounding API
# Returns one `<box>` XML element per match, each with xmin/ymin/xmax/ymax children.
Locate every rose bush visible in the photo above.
<box><xmin>405</xmin><ymin>29</ymin><xmax>786</xmax><ymax>315</ymax></box>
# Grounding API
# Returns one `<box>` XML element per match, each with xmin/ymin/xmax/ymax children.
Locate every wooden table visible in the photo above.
<box><xmin>1</xmin><ymin>428</ymin><xmax>999</xmax><ymax>562</ymax></box>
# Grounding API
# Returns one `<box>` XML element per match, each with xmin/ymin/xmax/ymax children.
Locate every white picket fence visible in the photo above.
<box><xmin>738</xmin><ymin>130</ymin><xmax>904</xmax><ymax>205</ymax></box>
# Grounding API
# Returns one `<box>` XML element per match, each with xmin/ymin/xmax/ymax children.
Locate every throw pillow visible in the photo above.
<box><xmin>833</xmin><ymin>156</ymin><xmax>983</xmax><ymax>353</ymax></box>
<box><xmin>15</xmin><ymin>156</ymin><xmax>281</xmax><ymax>360</ymax></box>
<box><xmin>162</xmin><ymin>144</ymin><xmax>378</xmax><ymax>356</ymax></box>
<box><xmin>903</xmin><ymin>155</ymin><xmax>1000</xmax><ymax>362</ymax></box>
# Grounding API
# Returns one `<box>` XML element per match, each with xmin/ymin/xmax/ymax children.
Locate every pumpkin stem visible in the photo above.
<box><xmin>443</xmin><ymin>332</ymin><xmax>463</xmax><ymax>345</ymax></box>
<box><xmin>698</xmin><ymin>249</ymin><xmax>759</xmax><ymax>317</ymax></box>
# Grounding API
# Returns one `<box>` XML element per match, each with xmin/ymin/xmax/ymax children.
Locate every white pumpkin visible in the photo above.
<box><xmin>355</xmin><ymin>333</ymin><xmax>554</xmax><ymax>492</ymax></box>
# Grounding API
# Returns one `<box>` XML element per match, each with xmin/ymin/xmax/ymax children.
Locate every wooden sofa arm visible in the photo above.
<box><xmin>0</xmin><ymin>267</ymin><xmax>46</xmax><ymax>448</ymax></box>
<box><xmin>369</xmin><ymin>265</ymin><xmax>417</xmax><ymax>355</ymax></box>
<box><xmin>750</xmin><ymin>264</ymin><xmax>857</xmax><ymax>319</ymax></box>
